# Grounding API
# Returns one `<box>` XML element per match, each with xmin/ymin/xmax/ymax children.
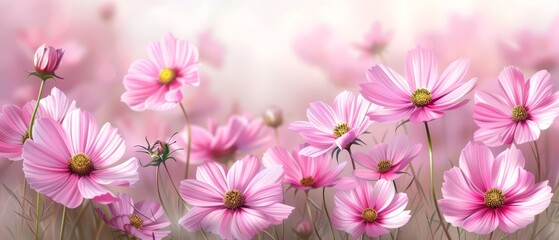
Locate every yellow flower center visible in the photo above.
<box><xmin>21</xmin><ymin>130</ymin><xmax>30</xmax><ymax>144</ymax></box>
<box><xmin>376</xmin><ymin>160</ymin><xmax>393</xmax><ymax>173</ymax></box>
<box><xmin>159</xmin><ymin>68</ymin><xmax>176</xmax><ymax>84</ymax></box>
<box><xmin>68</xmin><ymin>153</ymin><xmax>93</xmax><ymax>176</ymax></box>
<box><xmin>333</xmin><ymin>123</ymin><xmax>350</xmax><ymax>138</ymax></box>
<box><xmin>224</xmin><ymin>189</ymin><xmax>245</xmax><ymax>210</ymax></box>
<box><xmin>300</xmin><ymin>176</ymin><xmax>315</xmax><ymax>187</ymax></box>
<box><xmin>128</xmin><ymin>214</ymin><xmax>143</xmax><ymax>229</ymax></box>
<box><xmin>362</xmin><ymin>208</ymin><xmax>378</xmax><ymax>223</ymax></box>
<box><xmin>411</xmin><ymin>88</ymin><xmax>432</xmax><ymax>107</ymax></box>
<box><xmin>512</xmin><ymin>105</ymin><xmax>529</xmax><ymax>122</ymax></box>
<box><xmin>484</xmin><ymin>188</ymin><xmax>505</xmax><ymax>208</ymax></box>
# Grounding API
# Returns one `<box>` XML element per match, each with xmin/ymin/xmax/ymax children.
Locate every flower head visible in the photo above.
<box><xmin>179</xmin><ymin>155</ymin><xmax>294</xmax><ymax>240</ymax></box>
<box><xmin>96</xmin><ymin>194</ymin><xmax>171</xmax><ymax>240</ymax></box>
<box><xmin>438</xmin><ymin>142</ymin><xmax>552</xmax><ymax>234</ymax></box>
<box><xmin>360</xmin><ymin>46</ymin><xmax>477</xmax><ymax>123</ymax></box>
<box><xmin>262</xmin><ymin>106</ymin><xmax>283</xmax><ymax>128</ymax></box>
<box><xmin>332</xmin><ymin>179</ymin><xmax>411</xmax><ymax>238</ymax></box>
<box><xmin>32</xmin><ymin>44</ymin><xmax>64</xmax><ymax>79</ymax></box>
<box><xmin>121</xmin><ymin>32</ymin><xmax>200</xmax><ymax>111</ymax></box>
<box><xmin>22</xmin><ymin>109</ymin><xmax>139</xmax><ymax>208</ymax></box>
<box><xmin>355</xmin><ymin>22</ymin><xmax>393</xmax><ymax>56</ymax></box>
<box><xmin>473</xmin><ymin>66</ymin><xmax>559</xmax><ymax>146</ymax></box>
<box><xmin>289</xmin><ymin>91</ymin><xmax>373</xmax><ymax>157</ymax></box>
<box><xmin>135</xmin><ymin>133</ymin><xmax>181</xmax><ymax>167</ymax></box>
<box><xmin>353</xmin><ymin>135</ymin><xmax>421</xmax><ymax>181</ymax></box>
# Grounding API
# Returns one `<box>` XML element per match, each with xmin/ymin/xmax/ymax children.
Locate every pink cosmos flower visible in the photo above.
<box><xmin>262</xmin><ymin>145</ymin><xmax>353</xmax><ymax>190</ymax></box>
<box><xmin>473</xmin><ymin>66</ymin><xmax>559</xmax><ymax>147</ymax></box>
<box><xmin>179</xmin><ymin>155</ymin><xmax>294</xmax><ymax>240</ymax></box>
<box><xmin>96</xmin><ymin>194</ymin><xmax>171</xmax><ymax>240</ymax></box>
<box><xmin>355</xmin><ymin>22</ymin><xmax>393</xmax><ymax>56</ymax></box>
<box><xmin>0</xmin><ymin>87</ymin><xmax>76</xmax><ymax>160</ymax></box>
<box><xmin>332</xmin><ymin>179</ymin><xmax>411</xmax><ymax>238</ymax></box>
<box><xmin>22</xmin><ymin>109</ymin><xmax>139</xmax><ymax>208</ymax></box>
<box><xmin>353</xmin><ymin>135</ymin><xmax>421</xmax><ymax>181</ymax></box>
<box><xmin>121</xmin><ymin>32</ymin><xmax>200</xmax><ymax>111</ymax></box>
<box><xmin>198</xmin><ymin>30</ymin><xmax>226</xmax><ymax>68</ymax></box>
<box><xmin>289</xmin><ymin>91</ymin><xmax>373</xmax><ymax>157</ymax></box>
<box><xmin>439</xmin><ymin>142</ymin><xmax>552</xmax><ymax>234</ymax></box>
<box><xmin>360</xmin><ymin>46</ymin><xmax>477</xmax><ymax>122</ymax></box>
<box><xmin>175</xmin><ymin>114</ymin><xmax>269</xmax><ymax>164</ymax></box>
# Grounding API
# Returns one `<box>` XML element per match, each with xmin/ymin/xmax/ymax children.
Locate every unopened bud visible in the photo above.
<box><xmin>294</xmin><ymin>220</ymin><xmax>312</xmax><ymax>239</ymax></box>
<box><xmin>263</xmin><ymin>106</ymin><xmax>283</xmax><ymax>128</ymax></box>
<box><xmin>33</xmin><ymin>44</ymin><xmax>64</xmax><ymax>79</ymax></box>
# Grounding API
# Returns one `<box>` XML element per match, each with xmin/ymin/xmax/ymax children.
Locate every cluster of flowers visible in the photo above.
<box><xmin>1</xmin><ymin>32</ymin><xmax>558</xmax><ymax>240</ymax></box>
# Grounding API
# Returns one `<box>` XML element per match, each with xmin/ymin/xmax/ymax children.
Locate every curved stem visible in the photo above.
<box><xmin>346</xmin><ymin>146</ymin><xmax>356</xmax><ymax>170</ymax></box>
<box><xmin>59</xmin><ymin>206</ymin><xmax>67</xmax><ymax>240</ymax></box>
<box><xmin>322</xmin><ymin>187</ymin><xmax>336</xmax><ymax>240</ymax></box>
<box><xmin>162</xmin><ymin>162</ymin><xmax>189</xmax><ymax>209</ymax></box>
<box><xmin>533</xmin><ymin>141</ymin><xmax>541</xmax><ymax>182</ymax></box>
<box><xmin>273</xmin><ymin>128</ymin><xmax>280</xmax><ymax>145</ymax></box>
<box><xmin>262</xmin><ymin>230</ymin><xmax>277</xmax><ymax>240</ymax></box>
<box><xmin>35</xmin><ymin>192</ymin><xmax>41</xmax><ymax>240</ymax></box>
<box><xmin>305</xmin><ymin>192</ymin><xmax>322</xmax><ymax>240</ymax></box>
<box><xmin>155</xmin><ymin>166</ymin><xmax>169</xmax><ymax>216</ymax></box>
<box><xmin>488</xmin><ymin>231</ymin><xmax>494</xmax><ymax>240</ymax></box>
<box><xmin>424</xmin><ymin>122</ymin><xmax>451</xmax><ymax>240</ymax></box>
<box><xmin>179</xmin><ymin>103</ymin><xmax>192</xmax><ymax>180</ymax></box>
<box><xmin>69</xmin><ymin>200</ymin><xmax>92</xmax><ymax>238</ymax></box>
<box><xmin>28</xmin><ymin>79</ymin><xmax>47</xmax><ymax>138</ymax></box>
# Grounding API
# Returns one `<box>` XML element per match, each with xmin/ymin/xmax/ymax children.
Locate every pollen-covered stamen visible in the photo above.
<box><xmin>300</xmin><ymin>176</ymin><xmax>315</xmax><ymax>187</ymax></box>
<box><xmin>68</xmin><ymin>153</ymin><xmax>94</xmax><ymax>176</ymax></box>
<box><xmin>21</xmin><ymin>130</ymin><xmax>30</xmax><ymax>144</ymax></box>
<box><xmin>224</xmin><ymin>189</ymin><xmax>245</xmax><ymax>210</ymax></box>
<box><xmin>376</xmin><ymin>160</ymin><xmax>393</xmax><ymax>173</ymax></box>
<box><xmin>128</xmin><ymin>214</ymin><xmax>143</xmax><ymax>229</ymax></box>
<box><xmin>484</xmin><ymin>188</ymin><xmax>505</xmax><ymax>208</ymax></box>
<box><xmin>411</xmin><ymin>88</ymin><xmax>432</xmax><ymax>107</ymax></box>
<box><xmin>333</xmin><ymin>123</ymin><xmax>350</xmax><ymax>138</ymax></box>
<box><xmin>362</xmin><ymin>208</ymin><xmax>378</xmax><ymax>223</ymax></box>
<box><xmin>159</xmin><ymin>68</ymin><xmax>176</xmax><ymax>84</ymax></box>
<box><xmin>512</xmin><ymin>105</ymin><xmax>529</xmax><ymax>122</ymax></box>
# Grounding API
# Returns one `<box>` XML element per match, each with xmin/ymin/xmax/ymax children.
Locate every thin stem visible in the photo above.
<box><xmin>59</xmin><ymin>206</ymin><xmax>67</xmax><ymax>240</ymax></box>
<box><xmin>346</xmin><ymin>146</ymin><xmax>356</xmax><ymax>170</ymax></box>
<box><xmin>424</xmin><ymin>122</ymin><xmax>451</xmax><ymax>240</ymax></box>
<box><xmin>530</xmin><ymin>215</ymin><xmax>539</xmax><ymax>240</ymax></box>
<box><xmin>533</xmin><ymin>141</ymin><xmax>541</xmax><ymax>182</ymax></box>
<box><xmin>35</xmin><ymin>192</ymin><xmax>41</xmax><ymax>240</ymax></box>
<box><xmin>488</xmin><ymin>231</ymin><xmax>493</xmax><ymax>240</ymax></box>
<box><xmin>262</xmin><ymin>230</ymin><xmax>277</xmax><ymax>240</ymax></box>
<box><xmin>162</xmin><ymin>162</ymin><xmax>189</xmax><ymax>209</ymax></box>
<box><xmin>155</xmin><ymin>166</ymin><xmax>169</xmax><ymax>216</ymax></box>
<box><xmin>306</xmin><ymin>192</ymin><xmax>322</xmax><ymax>240</ymax></box>
<box><xmin>322</xmin><ymin>187</ymin><xmax>336</xmax><ymax>240</ymax></box>
<box><xmin>20</xmin><ymin>178</ymin><xmax>27</xmax><ymax>240</ymax></box>
<box><xmin>179</xmin><ymin>103</ymin><xmax>192</xmax><ymax>180</ymax></box>
<box><xmin>273</xmin><ymin>128</ymin><xmax>280</xmax><ymax>145</ymax></box>
<box><xmin>392</xmin><ymin>180</ymin><xmax>398</xmax><ymax>192</ymax></box>
<box><xmin>69</xmin><ymin>200</ymin><xmax>92</xmax><ymax>238</ymax></box>
<box><xmin>27</xmin><ymin>79</ymin><xmax>47</xmax><ymax>138</ymax></box>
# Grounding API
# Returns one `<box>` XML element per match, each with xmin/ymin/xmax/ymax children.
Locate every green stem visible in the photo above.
<box><xmin>179</xmin><ymin>103</ymin><xmax>192</xmax><ymax>180</ymax></box>
<box><xmin>346</xmin><ymin>146</ymin><xmax>356</xmax><ymax>170</ymax></box>
<box><xmin>35</xmin><ymin>192</ymin><xmax>41</xmax><ymax>240</ymax></box>
<box><xmin>322</xmin><ymin>187</ymin><xmax>336</xmax><ymax>240</ymax></box>
<box><xmin>162</xmin><ymin>162</ymin><xmax>189</xmax><ymax>209</ymax></box>
<box><xmin>20</xmin><ymin>178</ymin><xmax>27</xmax><ymax>240</ymax></box>
<box><xmin>423</xmin><ymin>122</ymin><xmax>451</xmax><ymax>240</ymax></box>
<box><xmin>306</xmin><ymin>192</ymin><xmax>322</xmax><ymax>240</ymax></box>
<box><xmin>155</xmin><ymin>166</ymin><xmax>169</xmax><ymax>216</ymax></box>
<box><xmin>533</xmin><ymin>141</ymin><xmax>541</xmax><ymax>182</ymax></box>
<box><xmin>27</xmin><ymin>79</ymin><xmax>47</xmax><ymax>138</ymax></box>
<box><xmin>59</xmin><ymin>206</ymin><xmax>67</xmax><ymax>240</ymax></box>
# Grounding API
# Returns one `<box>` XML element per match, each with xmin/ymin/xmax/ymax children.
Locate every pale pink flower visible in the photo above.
<box><xmin>332</xmin><ymin>179</ymin><xmax>411</xmax><ymax>239</ymax></box>
<box><xmin>360</xmin><ymin>46</ymin><xmax>477</xmax><ymax>122</ymax></box>
<box><xmin>33</xmin><ymin>44</ymin><xmax>64</xmax><ymax>78</ymax></box>
<box><xmin>179</xmin><ymin>155</ymin><xmax>294</xmax><ymax>240</ymax></box>
<box><xmin>0</xmin><ymin>87</ymin><xmax>76</xmax><ymax>160</ymax></box>
<box><xmin>175</xmin><ymin>114</ymin><xmax>269</xmax><ymax>164</ymax></box>
<box><xmin>121</xmin><ymin>32</ymin><xmax>200</xmax><ymax>111</ymax></box>
<box><xmin>355</xmin><ymin>22</ymin><xmax>393</xmax><ymax>56</ymax></box>
<box><xmin>22</xmin><ymin>109</ymin><xmax>139</xmax><ymax>208</ymax></box>
<box><xmin>353</xmin><ymin>135</ymin><xmax>421</xmax><ymax>181</ymax></box>
<box><xmin>439</xmin><ymin>142</ymin><xmax>552</xmax><ymax>234</ymax></box>
<box><xmin>198</xmin><ymin>30</ymin><xmax>226</xmax><ymax>68</ymax></box>
<box><xmin>289</xmin><ymin>91</ymin><xmax>373</xmax><ymax>157</ymax></box>
<box><xmin>96</xmin><ymin>194</ymin><xmax>171</xmax><ymax>240</ymax></box>
<box><xmin>262</xmin><ymin>145</ymin><xmax>353</xmax><ymax>190</ymax></box>
<box><xmin>473</xmin><ymin>66</ymin><xmax>559</xmax><ymax>147</ymax></box>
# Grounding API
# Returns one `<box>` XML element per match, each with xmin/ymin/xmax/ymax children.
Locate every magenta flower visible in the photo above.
<box><xmin>22</xmin><ymin>109</ymin><xmax>139</xmax><ymax>208</ymax></box>
<box><xmin>332</xmin><ymin>179</ymin><xmax>411</xmax><ymax>239</ymax></box>
<box><xmin>289</xmin><ymin>91</ymin><xmax>373</xmax><ymax>157</ymax></box>
<box><xmin>262</xmin><ymin>145</ymin><xmax>353</xmax><ymax>190</ymax></box>
<box><xmin>121</xmin><ymin>32</ymin><xmax>200</xmax><ymax>111</ymax></box>
<box><xmin>439</xmin><ymin>142</ymin><xmax>552</xmax><ymax>234</ymax></box>
<box><xmin>353</xmin><ymin>135</ymin><xmax>421</xmax><ymax>181</ymax></box>
<box><xmin>96</xmin><ymin>194</ymin><xmax>171</xmax><ymax>240</ymax></box>
<box><xmin>33</xmin><ymin>44</ymin><xmax>64</xmax><ymax>79</ymax></box>
<box><xmin>0</xmin><ymin>87</ymin><xmax>76</xmax><ymax>160</ymax></box>
<box><xmin>175</xmin><ymin>114</ymin><xmax>269</xmax><ymax>164</ymax></box>
<box><xmin>179</xmin><ymin>155</ymin><xmax>294</xmax><ymax>240</ymax></box>
<box><xmin>360</xmin><ymin>46</ymin><xmax>477</xmax><ymax>122</ymax></box>
<box><xmin>473</xmin><ymin>66</ymin><xmax>559</xmax><ymax>147</ymax></box>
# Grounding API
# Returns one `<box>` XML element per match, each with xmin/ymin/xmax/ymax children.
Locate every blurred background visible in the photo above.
<box><xmin>2</xmin><ymin>0</ymin><xmax>559</xmax><ymax>239</ymax></box>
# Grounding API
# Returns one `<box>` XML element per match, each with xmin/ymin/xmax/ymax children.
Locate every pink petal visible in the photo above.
<box><xmin>195</xmin><ymin>161</ymin><xmax>229</xmax><ymax>193</ymax></box>
<box><xmin>405</xmin><ymin>46</ymin><xmax>439</xmax><ymax>90</ymax></box>
<box><xmin>462</xmin><ymin>209</ymin><xmax>499</xmax><ymax>234</ymax></box>
<box><xmin>179</xmin><ymin>179</ymin><xmax>224</xmax><ymax>207</ymax></box>
<box><xmin>90</xmin><ymin>157</ymin><xmax>139</xmax><ymax>186</ymax></box>
<box><xmin>227</xmin><ymin>155</ymin><xmax>262</xmax><ymax>191</ymax></box>
<box><xmin>90</xmin><ymin>123</ymin><xmax>125</xmax><ymax>167</ymax></box>
<box><xmin>62</xmin><ymin>109</ymin><xmax>99</xmax><ymax>155</ymax></box>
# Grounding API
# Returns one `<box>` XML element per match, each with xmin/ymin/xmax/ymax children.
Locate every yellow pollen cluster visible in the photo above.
<box><xmin>411</xmin><ymin>88</ymin><xmax>432</xmax><ymax>107</ymax></box>
<box><xmin>362</xmin><ymin>208</ymin><xmax>378</xmax><ymax>223</ymax></box>
<box><xmin>376</xmin><ymin>160</ymin><xmax>393</xmax><ymax>173</ymax></box>
<box><xmin>128</xmin><ymin>214</ymin><xmax>143</xmax><ymax>229</ymax></box>
<box><xmin>159</xmin><ymin>68</ymin><xmax>176</xmax><ymax>84</ymax></box>
<box><xmin>300</xmin><ymin>176</ymin><xmax>315</xmax><ymax>187</ymax></box>
<box><xmin>68</xmin><ymin>153</ymin><xmax>94</xmax><ymax>176</ymax></box>
<box><xmin>333</xmin><ymin>123</ymin><xmax>350</xmax><ymax>138</ymax></box>
<box><xmin>512</xmin><ymin>105</ymin><xmax>529</xmax><ymax>122</ymax></box>
<box><xmin>484</xmin><ymin>188</ymin><xmax>505</xmax><ymax>208</ymax></box>
<box><xmin>224</xmin><ymin>189</ymin><xmax>245</xmax><ymax>210</ymax></box>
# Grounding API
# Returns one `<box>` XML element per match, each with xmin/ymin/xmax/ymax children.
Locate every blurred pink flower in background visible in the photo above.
<box><xmin>96</xmin><ymin>193</ymin><xmax>171</xmax><ymax>240</ymax></box>
<box><xmin>262</xmin><ymin>145</ymin><xmax>353</xmax><ymax>190</ymax></box>
<box><xmin>332</xmin><ymin>179</ymin><xmax>411</xmax><ymax>238</ymax></box>
<box><xmin>197</xmin><ymin>30</ymin><xmax>226</xmax><ymax>68</ymax></box>
<box><xmin>289</xmin><ymin>91</ymin><xmax>373</xmax><ymax>157</ymax></box>
<box><xmin>121</xmin><ymin>32</ymin><xmax>200</xmax><ymax>111</ymax></box>
<box><xmin>179</xmin><ymin>155</ymin><xmax>294</xmax><ymax>240</ymax></box>
<box><xmin>22</xmin><ymin>109</ymin><xmax>139</xmax><ymax>208</ymax></box>
<box><xmin>361</xmin><ymin>46</ymin><xmax>477</xmax><ymax>122</ymax></box>
<box><xmin>175</xmin><ymin>114</ymin><xmax>269</xmax><ymax>164</ymax></box>
<box><xmin>439</xmin><ymin>142</ymin><xmax>552</xmax><ymax>234</ymax></box>
<box><xmin>474</xmin><ymin>66</ymin><xmax>559</xmax><ymax>146</ymax></box>
<box><xmin>353</xmin><ymin>135</ymin><xmax>421</xmax><ymax>181</ymax></box>
<box><xmin>33</xmin><ymin>44</ymin><xmax>64</xmax><ymax>78</ymax></box>
<box><xmin>355</xmin><ymin>22</ymin><xmax>394</xmax><ymax>57</ymax></box>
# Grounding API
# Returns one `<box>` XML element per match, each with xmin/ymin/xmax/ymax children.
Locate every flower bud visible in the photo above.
<box><xmin>294</xmin><ymin>220</ymin><xmax>312</xmax><ymax>239</ymax></box>
<box><xmin>263</xmin><ymin>106</ymin><xmax>283</xmax><ymax>128</ymax></box>
<box><xmin>33</xmin><ymin>44</ymin><xmax>64</xmax><ymax>79</ymax></box>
